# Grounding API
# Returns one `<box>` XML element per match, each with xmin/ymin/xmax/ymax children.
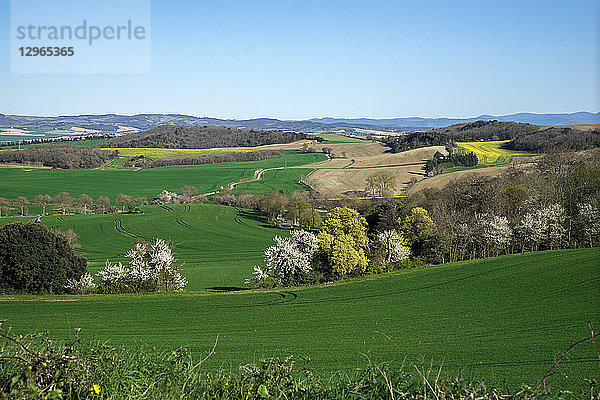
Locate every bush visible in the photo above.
<box><xmin>0</xmin><ymin>223</ymin><xmax>87</xmax><ymax>294</ymax></box>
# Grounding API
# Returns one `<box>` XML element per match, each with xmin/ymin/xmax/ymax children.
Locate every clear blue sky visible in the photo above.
<box><xmin>1</xmin><ymin>0</ymin><xmax>599</xmax><ymax>119</ymax></box>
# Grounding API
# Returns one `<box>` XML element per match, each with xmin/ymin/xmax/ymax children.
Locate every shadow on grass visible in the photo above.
<box><xmin>205</xmin><ymin>286</ymin><xmax>251</xmax><ymax>292</ymax></box>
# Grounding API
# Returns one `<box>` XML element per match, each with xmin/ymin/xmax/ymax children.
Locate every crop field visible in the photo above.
<box><xmin>0</xmin><ymin>139</ymin><xmax>107</xmax><ymax>150</ymax></box>
<box><xmin>0</xmin><ymin>248</ymin><xmax>598</xmax><ymax>390</ymax></box>
<box><xmin>233</xmin><ymin>168</ymin><xmax>314</xmax><ymax>195</ymax></box>
<box><xmin>314</xmin><ymin>133</ymin><xmax>368</xmax><ymax>144</ymax></box>
<box><xmin>456</xmin><ymin>140</ymin><xmax>531</xmax><ymax>165</ymax></box>
<box><xmin>102</xmin><ymin>147</ymin><xmax>249</xmax><ymax>159</ymax></box>
<box><xmin>0</xmin><ymin>204</ymin><xmax>285</xmax><ymax>291</ymax></box>
<box><xmin>0</xmin><ymin>151</ymin><xmax>327</xmax><ymax>200</ymax></box>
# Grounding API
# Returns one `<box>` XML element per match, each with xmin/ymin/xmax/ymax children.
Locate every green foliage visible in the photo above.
<box><xmin>0</xmin><ymin>223</ymin><xmax>87</xmax><ymax>294</ymax></box>
<box><xmin>286</xmin><ymin>201</ymin><xmax>321</xmax><ymax>228</ymax></box>
<box><xmin>400</xmin><ymin>207</ymin><xmax>435</xmax><ymax>250</ymax></box>
<box><xmin>318</xmin><ymin>207</ymin><xmax>369</xmax><ymax>275</ymax></box>
<box><xmin>0</xmin><ymin>325</ymin><xmax>597</xmax><ymax>399</ymax></box>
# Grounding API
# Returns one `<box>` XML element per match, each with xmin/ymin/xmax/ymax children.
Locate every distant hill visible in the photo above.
<box><xmin>101</xmin><ymin>125</ymin><xmax>309</xmax><ymax>149</ymax></box>
<box><xmin>310</xmin><ymin>112</ymin><xmax>600</xmax><ymax>128</ymax></box>
<box><xmin>1</xmin><ymin>111</ymin><xmax>598</xmax><ymax>135</ymax></box>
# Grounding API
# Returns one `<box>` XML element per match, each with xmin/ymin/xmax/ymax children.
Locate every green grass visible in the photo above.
<box><xmin>315</xmin><ymin>134</ymin><xmax>368</xmax><ymax>144</ymax></box>
<box><xmin>0</xmin><ymin>151</ymin><xmax>327</xmax><ymax>201</ymax></box>
<box><xmin>0</xmin><ymin>139</ymin><xmax>107</xmax><ymax>150</ymax></box>
<box><xmin>0</xmin><ymin>204</ymin><xmax>287</xmax><ymax>291</ymax></box>
<box><xmin>233</xmin><ymin>168</ymin><xmax>314</xmax><ymax>195</ymax></box>
<box><xmin>0</xmin><ymin>248</ymin><xmax>598</xmax><ymax>390</ymax></box>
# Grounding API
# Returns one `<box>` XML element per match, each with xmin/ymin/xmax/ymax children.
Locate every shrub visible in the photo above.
<box><xmin>0</xmin><ymin>223</ymin><xmax>87</xmax><ymax>294</ymax></box>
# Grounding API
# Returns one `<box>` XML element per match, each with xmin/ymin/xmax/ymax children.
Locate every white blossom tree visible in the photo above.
<box><xmin>481</xmin><ymin>215</ymin><xmax>512</xmax><ymax>256</ymax></box>
<box><xmin>96</xmin><ymin>238</ymin><xmax>187</xmax><ymax>293</ymax></box>
<box><xmin>64</xmin><ymin>272</ymin><xmax>96</xmax><ymax>294</ymax></box>
<box><xmin>373</xmin><ymin>230</ymin><xmax>411</xmax><ymax>265</ymax></box>
<box><xmin>516</xmin><ymin>204</ymin><xmax>566</xmax><ymax>251</ymax></box>
<box><xmin>246</xmin><ymin>230</ymin><xmax>319</xmax><ymax>286</ymax></box>
<box><xmin>578</xmin><ymin>202</ymin><xmax>600</xmax><ymax>247</ymax></box>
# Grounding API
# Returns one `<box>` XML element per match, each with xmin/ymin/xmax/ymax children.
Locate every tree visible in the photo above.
<box><xmin>34</xmin><ymin>194</ymin><xmax>53</xmax><ymax>216</ymax></box>
<box><xmin>15</xmin><ymin>196</ymin><xmax>29</xmax><ymax>216</ymax></box>
<box><xmin>317</xmin><ymin>207</ymin><xmax>369</xmax><ymax>275</ymax></box>
<box><xmin>54</xmin><ymin>192</ymin><xmax>73</xmax><ymax>215</ymax></box>
<box><xmin>78</xmin><ymin>194</ymin><xmax>94</xmax><ymax>214</ymax></box>
<box><xmin>246</xmin><ymin>230</ymin><xmax>319</xmax><ymax>287</ymax></box>
<box><xmin>116</xmin><ymin>193</ymin><xmax>133</xmax><ymax>213</ymax></box>
<box><xmin>0</xmin><ymin>222</ymin><xmax>87</xmax><ymax>294</ymax></box>
<box><xmin>372</xmin><ymin>230</ymin><xmax>411</xmax><ymax>265</ymax></box>
<box><xmin>286</xmin><ymin>201</ymin><xmax>321</xmax><ymax>228</ymax></box>
<box><xmin>0</xmin><ymin>197</ymin><xmax>8</xmax><ymax>218</ymax></box>
<box><xmin>96</xmin><ymin>238</ymin><xmax>187</xmax><ymax>293</ymax></box>
<box><xmin>365</xmin><ymin>171</ymin><xmax>397</xmax><ymax>197</ymax></box>
<box><xmin>179</xmin><ymin>185</ymin><xmax>199</xmax><ymax>197</ymax></box>
<box><xmin>400</xmin><ymin>207</ymin><xmax>435</xmax><ymax>248</ymax></box>
<box><xmin>133</xmin><ymin>197</ymin><xmax>148</xmax><ymax>206</ymax></box>
<box><xmin>258</xmin><ymin>191</ymin><xmax>287</xmax><ymax>223</ymax></box>
<box><xmin>578</xmin><ymin>202</ymin><xmax>600</xmax><ymax>247</ymax></box>
<box><xmin>97</xmin><ymin>196</ymin><xmax>111</xmax><ymax>214</ymax></box>
<box><xmin>477</xmin><ymin>214</ymin><xmax>512</xmax><ymax>256</ymax></box>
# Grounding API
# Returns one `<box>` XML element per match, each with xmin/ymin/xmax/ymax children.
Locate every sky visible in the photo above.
<box><xmin>1</xmin><ymin>0</ymin><xmax>599</xmax><ymax>119</ymax></box>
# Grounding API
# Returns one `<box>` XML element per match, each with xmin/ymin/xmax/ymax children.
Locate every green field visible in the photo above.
<box><xmin>0</xmin><ymin>151</ymin><xmax>326</xmax><ymax>200</ymax></box>
<box><xmin>0</xmin><ymin>204</ymin><xmax>287</xmax><ymax>291</ymax></box>
<box><xmin>233</xmin><ymin>168</ymin><xmax>314</xmax><ymax>195</ymax></box>
<box><xmin>456</xmin><ymin>140</ymin><xmax>531</xmax><ymax>165</ymax></box>
<box><xmin>0</xmin><ymin>138</ymin><xmax>106</xmax><ymax>150</ymax></box>
<box><xmin>1</xmin><ymin>248</ymin><xmax>598</xmax><ymax>390</ymax></box>
<box><xmin>315</xmin><ymin>133</ymin><xmax>368</xmax><ymax>144</ymax></box>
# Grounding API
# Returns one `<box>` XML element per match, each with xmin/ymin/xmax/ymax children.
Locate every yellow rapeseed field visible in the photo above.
<box><xmin>456</xmin><ymin>140</ymin><xmax>530</xmax><ymax>165</ymax></box>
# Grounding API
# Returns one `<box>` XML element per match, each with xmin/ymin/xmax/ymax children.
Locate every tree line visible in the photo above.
<box><xmin>126</xmin><ymin>149</ymin><xmax>284</xmax><ymax>169</ymax></box>
<box><xmin>0</xmin><ymin>144</ymin><xmax>116</xmax><ymax>169</ymax></box>
<box><xmin>101</xmin><ymin>125</ymin><xmax>311</xmax><ymax>149</ymax></box>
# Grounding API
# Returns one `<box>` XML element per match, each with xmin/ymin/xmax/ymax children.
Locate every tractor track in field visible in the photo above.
<box><xmin>175</xmin><ymin>218</ymin><xmax>202</xmax><ymax>232</ymax></box>
<box><xmin>114</xmin><ymin>219</ymin><xmax>137</xmax><ymax>238</ymax></box>
<box><xmin>160</xmin><ymin>205</ymin><xmax>174</xmax><ymax>212</ymax></box>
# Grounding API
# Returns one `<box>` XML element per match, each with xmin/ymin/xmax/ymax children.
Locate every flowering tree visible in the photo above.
<box><xmin>246</xmin><ymin>230</ymin><xmax>319</xmax><ymax>287</ymax></box>
<box><xmin>516</xmin><ymin>204</ymin><xmax>566</xmax><ymax>251</ymax></box>
<box><xmin>95</xmin><ymin>238</ymin><xmax>187</xmax><ymax>293</ymax></box>
<box><xmin>578</xmin><ymin>202</ymin><xmax>600</xmax><ymax>247</ymax></box>
<box><xmin>64</xmin><ymin>272</ymin><xmax>96</xmax><ymax>294</ymax></box>
<box><xmin>477</xmin><ymin>214</ymin><xmax>512</xmax><ymax>256</ymax></box>
<box><xmin>372</xmin><ymin>230</ymin><xmax>411</xmax><ymax>265</ymax></box>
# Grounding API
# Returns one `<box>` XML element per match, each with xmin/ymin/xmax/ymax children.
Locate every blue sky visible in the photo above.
<box><xmin>1</xmin><ymin>0</ymin><xmax>599</xmax><ymax>119</ymax></box>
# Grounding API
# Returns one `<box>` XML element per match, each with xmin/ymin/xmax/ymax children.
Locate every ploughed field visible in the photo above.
<box><xmin>1</xmin><ymin>248</ymin><xmax>598</xmax><ymax>390</ymax></box>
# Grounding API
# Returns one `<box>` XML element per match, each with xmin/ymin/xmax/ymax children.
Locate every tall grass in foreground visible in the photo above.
<box><xmin>1</xmin><ymin>326</ymin><xmax>597</xmax><ymax>399</ymax></box>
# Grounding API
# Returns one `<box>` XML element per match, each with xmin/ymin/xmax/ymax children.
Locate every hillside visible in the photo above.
<box><xmin>101</xmin><ymin>125</ymin><xmax>309</xmax><ymax>149</ymax></box>
<box><xmin>386</xmin><ymin>120</ymin><xmax>600</xmax><ymax>153</ymax></box>
<box><xmin>1</xmin><ymin>247</ymin><xmax>598</xmax><ymax>390</ymax></box>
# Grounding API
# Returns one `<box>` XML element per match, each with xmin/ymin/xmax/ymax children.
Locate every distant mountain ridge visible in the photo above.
<box><xmin>310</xmin><ymin>111</ymin><xmax>600</xmax><ymax>128</ymax></box>
<box><xmin>0</xmin><ymin>111</ymin><xmax>598</xmax><ymax>133</ymax></box>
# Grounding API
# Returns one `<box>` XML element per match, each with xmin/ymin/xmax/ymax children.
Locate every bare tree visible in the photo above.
<box><xmin>15</xmin><ymin>196</ymin><xmax>29</xmax><ymax>216</ymax></box>
<box><xmin>34</xmin><ymin>194</ymin><xmax>53</xmax><ymax>216</ymax></box>
<box><xmin>78</xmin><ymin>194</ymin><xmax>94</xmax><ymax>214</ymax></box>
<box><xmin>116</xmin><ymin>193</ymin><xmax>132</xmax><ymax>213</ymax></box>
<box><xmin>97</xmin><ymin>196</ymin><xmax>112</xmax><ymax>214</ymax></box>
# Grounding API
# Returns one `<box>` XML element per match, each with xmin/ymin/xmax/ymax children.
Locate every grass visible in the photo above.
<box><xmin>0</xmin><ymin>151</ymin><xmax>327</xmax><ymax>201</ymax></box>
<box><xmin>0</xmin><ymin>204</ymin><xmax>287</xmax><ymax>291</ymax></box>
<box><xmin>315</xmin><ymin>134</ymin><xmax>368</xmax><ymax>144</ymax></box>
<box><xmin>456</xmin><ymin>140</ymin><xmax>531</xmax><ymax>165</ymax></box>
<box><xmin>233</xmin><ymin>168</ymin><xmax>314</xmax><ymax>195</ymax></box>
<box><xmin>0</xmin><ymin>139</ymin><xmax>107</xmax><ymax>150</ymax></box>
<box><xmin>102</xmin><ymin>147</ymin><xmax>249</xmax><ymax>159</ymax></box>
<box><xmin>0</xmin><ymin>248</ymin><xmax>598</xmax><ymax>390</ymax></box>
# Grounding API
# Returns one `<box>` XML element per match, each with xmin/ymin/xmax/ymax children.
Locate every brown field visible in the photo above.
<box><xmin>297</xmin><ymin>146</ymin><xmax>447</xmax><ymax>196</ymax></box>
<box><xmin>305</xmin><ymin>164</ymin><xmax>425</xmax><ymax>196</ymax></box>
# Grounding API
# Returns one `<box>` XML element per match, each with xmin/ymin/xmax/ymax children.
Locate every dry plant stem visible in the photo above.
<box><xmin>0</xmin><ymin>332</ymin><xmax>37</xmax><ymax>358</ymax></box>
<box><xmin>188</xmin><ymin>322</ymin><xmax>224</xmax><ymax>374</ymax></box>
<box><xmin>532</xmin><ymin>329</ymin><xmax>598</xmax><ymax>396</ymax></box>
